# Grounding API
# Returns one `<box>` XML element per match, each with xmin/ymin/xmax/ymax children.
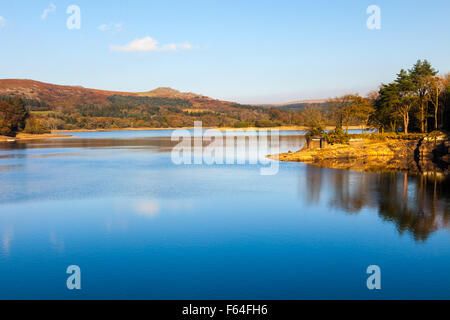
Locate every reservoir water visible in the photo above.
<box><xmin>0</xmin><ymin>130</ymin><xmax>448</xmax><ymax>299</ymax></box>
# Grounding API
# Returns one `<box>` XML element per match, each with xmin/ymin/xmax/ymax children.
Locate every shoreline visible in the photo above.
<box><xmin>1</xmin><ymin>125</ymin><xmax>368</xmax><ymax>142</ymax></box>
<box><xmin>0</xmin><ymin>133</ymin><xmax>72</xmax><ymax>142</ymax></box>
<box><xmin>53</xmin><ymin>125</ymin><xmax>365</xmax><ymax>133</ymax></box>
<box><xmin>269</xmin><ymin>135</ymin><xmax>450</xmax><ymax>175</ymax></box>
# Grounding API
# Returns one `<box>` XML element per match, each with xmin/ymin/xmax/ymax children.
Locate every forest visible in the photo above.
<box><xmin>0</xmin><ymin>93</ymin><xmax>314</xmax><ymax>134</ymax></box>
<box><xmin>301</xmin><ymin>60</ymin><xmax>450</xmax><ymax>137</ymax></box>
<box><xmin>0</xmin><ymin>60</ymin><xmax>449</xmax><ymax>137</ymax></box>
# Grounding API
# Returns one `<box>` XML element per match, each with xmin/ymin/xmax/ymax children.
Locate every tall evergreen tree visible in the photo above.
<box><xmin>408</xmin><ymin>60</ymin><xmax>438</xmax><ymax>133</ymax></box>
<box><xmin>394</xmin><ymin>69</ymin><xmax>416</xmax><ymax>134</ymax></box>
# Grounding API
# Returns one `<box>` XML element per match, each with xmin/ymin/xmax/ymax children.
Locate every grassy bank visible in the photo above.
<box><xmin>0</xmin><ymin>133</ymin><xmax>72</xmax><ymax>142</ymax></box>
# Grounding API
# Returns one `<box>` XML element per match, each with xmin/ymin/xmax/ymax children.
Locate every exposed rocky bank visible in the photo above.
<box><xmin>270</xmin><ymin>135</ymin><xmax>450</xmax><ymax>175</ymax></box>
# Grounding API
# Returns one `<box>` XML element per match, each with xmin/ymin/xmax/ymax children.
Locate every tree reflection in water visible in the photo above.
<box><xmin>305</xmin><ymin>165</ymin><xmax>450</xmax><ymax>242</ymax></box>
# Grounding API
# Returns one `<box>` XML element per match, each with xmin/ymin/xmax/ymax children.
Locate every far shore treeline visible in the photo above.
<box><xmin>0</xmin><ymin>59</ymin><xmax>449</xmax><ymax>137</ymax></box>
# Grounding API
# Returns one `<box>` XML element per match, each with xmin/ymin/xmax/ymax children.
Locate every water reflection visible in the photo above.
<box><xmin>135</xmin><ymin>200</ymin><xmax>161</xmax><ymax>219</ymax></box>
<box><xmin>0</xmin><ymin>134</ymin><xmax>304</xmax><ymax>156</ymax></box>
<box><xmin>1</xmin><ymin>227</ymin><xmax>13</xmax><ymax>257</ymax></box>
<box><xmin>305</xmin><ymin>166</ymin><xmax>450</xmax><ymax>241</ymax></box>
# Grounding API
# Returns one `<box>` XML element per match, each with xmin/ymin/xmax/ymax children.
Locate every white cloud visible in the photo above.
<box><xmin>111</xmin><ymin>36</ymin><xmax>158</xmax><ymax>52</ymax></box>
<box><xmin>110</xmin><ymin>36</ymin><xmax>193</xmax><ymax>52</ymax></box>
<box><xmin>98</xmin><ymin>23</ymin><xmax>123</xmax><ymax>33</ymax></box>
<box><xmin>0</xmin><ymin>16</ymin><xmax>5</xmax><ymax>29</ymax></box>
<box><xmin>41</xmin><ymin>3</ymin><xmax>56</xmax><ymax>20</ymax></box>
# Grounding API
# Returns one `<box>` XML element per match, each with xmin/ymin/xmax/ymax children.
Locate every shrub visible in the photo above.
<box><xmin>305</xmin><ymin>126</ymin><xmax>324</xmax><ymax>140</ymax></box>
<box><xmin>23</xmin><ymin>118</ymin><xmax>51</xmax><ymax>134</ymax></box>
<box><xmin>255</xmin><ymin>119</ymin><xmax>278</xmax><ymax>128</ymax></box>
<box><xmin>326</xmin><ymin>126</ymin><xmax>350</xmax><ymax>145</ymax></box>
<box><xmin>233</xmin><ymin>121</ymin><xmax>250</xmax><ymax>128</ymax></box>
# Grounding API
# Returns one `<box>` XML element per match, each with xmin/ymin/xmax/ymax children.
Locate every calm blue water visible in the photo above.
<box><xmin>0</xmin><ymin>130</ymin><xmax>449</xmax><ymax>299</ymax></box>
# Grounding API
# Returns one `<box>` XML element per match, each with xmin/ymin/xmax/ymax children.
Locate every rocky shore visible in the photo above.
<box><xmin>270</xmin><ymin>134</ymin><xmax>450</xmax><ymax>175</ymax></box>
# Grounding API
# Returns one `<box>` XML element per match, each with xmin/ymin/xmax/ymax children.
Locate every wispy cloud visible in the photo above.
<box><xmin>0</xmin><ymin>16</ymin><xmax>5</xmax><ymax>29</ymax></box>
<box><xmin>41</xmin><ymin>3</ymin><xmax>56</xmax><ymax>20</ymax></box>
<box><xmin>98</xmin><ymin>23</ymin><xmax>123</xmax><ymax>34</ymax></box>
<box><xmin>110</xmin><ymin>36</ymin><xmax>193</xmax><ymax>52</ymax></box>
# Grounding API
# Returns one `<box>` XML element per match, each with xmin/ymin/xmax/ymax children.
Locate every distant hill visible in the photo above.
<box><xmin>262</xmin><ymin>99</ymin><xmax>331</xmax><ymax>111</ymax></box>
<box><xmin>0</xmin><ymin>79</ymin><xmax>221</xmax><ymax>109</ymax></box>
<box><xmin>138</xmin><ymin>87</ymin><xmax>212</xmax><ymax>100</ymax></box>
<box><xmin>0</xmin><ymin>79</ymin><xmax>328</xmax><ymax>130</ymax></box>
<box><xmin>0</xmin><ymin>79</ymin><xmax>331</xmax><ymax>109</ymax></box>
<box><xmin>272</xmin><ymin>99</ymin><xmax>330</xmax><ymax>106</ymax></box>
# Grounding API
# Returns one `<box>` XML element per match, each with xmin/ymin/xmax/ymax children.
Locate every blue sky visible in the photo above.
<box><xmin>0</xmin><ymin>0</ymin><xmax>449</xmax><ymax>104</ymax></box>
